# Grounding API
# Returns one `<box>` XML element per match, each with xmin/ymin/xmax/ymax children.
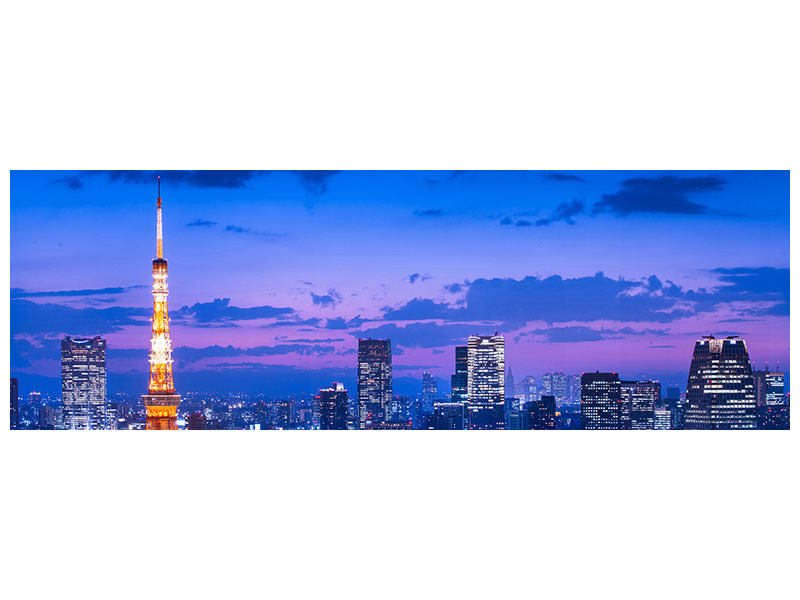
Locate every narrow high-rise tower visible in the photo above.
<box><xmin>141</xmin><ymin>177</ymin><xmax>181</xmax><ymax>430</ymax></box>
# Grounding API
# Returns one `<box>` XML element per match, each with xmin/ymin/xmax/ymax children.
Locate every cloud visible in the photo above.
<box><xmin>535</xmin><ymin>199</ymin><xmax>585</xmax><ymax>226</ymax></box>
<box><xmin>224</xmin><ymin>224</ymin><xmax>284</xmax><ymax>240</ymax></box>
<box><xmin>381</xmin><ymin>267</ymin><xmax>788</xmax><ymax>326</ymax></box>
<box><xmin>499</xmin><ymin>217</ymin><xmax>512</xmax><ymax>226</ymax></box>
<box><xmin>187</xmin><ymin>218</ymin><xmax>217</xmax><ymax>227</ymax></box>
<box><xmin>292</xmin><ymin>171</ymin><xmax>341</xmax><ymax>194</ymax></box>
<box><xmin>171</xmin><ymin>344</ymin><xmax>337</xmax><ymax>362</ymax></box>
<box><xmin>593</xmin><ymin>175</ymin><xmax>725</xmax><ymax>216</ymax></box>
<box><xmin>353</xmin><ymin>322</ymin><xmax>480</xmax><ymax>348</ymax></box>
<box><xmin>541</xmin><ymin>172</ymin><xmax>586</xmax><ymax>182</ymax></box>
<box><xmin>407</xmin><ymin>273</ymin><xmax>432</xmax><ymax>284</ymax></box>
<box><xmin>58</xmin><ymin>170</ymin><xmax>268</xmax><ymax>190</ymax></box>
<box><xmin>515</xmin><ymin>219</ymin><xmax>532</xmax><ymax>227</ymax></box>
<box><xmin>413</xmin><ymin>208</ymin><xmax>444</xmax><ymax>217</ymax></box>
<box><xmin>310</xmin><ymin>289</ymin><xmax>342</xmax><ymax>308</ymax></box>
<box><xmin>526</xmin><ymin>325</ymin><xmax>669</xmax><ymax>343</ymax></box>
<box><xmin>53</xmin><ymin>176</ymin><xmax>84</xmax><ymax>190</ymax></box>
<box><xmin>324</xmin><ymin>315</ymin><xmax>368</xmax><ymax>330</ymax></box>
<box><xmin>11</xmin><ymin>286</ymin><xmax>143</xmax><ymax>298</ymax></box>
<box><xmin>424</xmin><ymin>171</ymin><xmax>473</xmax><ymax>186</ymax></box>
<box><xmin>443</xmin><ymin>282</ymin><xmax>464</xmax><ymax>294</ymax></box>
<box><xmin>175</xmin><ymin>298</ymin><xmax>294</xmax><ymax>324</ymax></box>
<box><xmin>11</xmin><ymin>299</ymin><xmax>150</xmax><ymax>336</ymax></box>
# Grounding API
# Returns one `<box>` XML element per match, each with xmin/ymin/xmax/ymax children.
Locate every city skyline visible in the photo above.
<box><xmin>10</xmin><ymin>170</ymin><xmax>790</xmax><ymax>396</ymax></box>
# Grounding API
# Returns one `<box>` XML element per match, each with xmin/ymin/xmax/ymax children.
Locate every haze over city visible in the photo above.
<box><xmin>10</xmin><ymin>170</ymin><xmax>790</xmax><ymax>396</ymax></box>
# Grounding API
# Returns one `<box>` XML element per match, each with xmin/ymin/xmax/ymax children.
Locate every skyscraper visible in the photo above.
<box><xmin>141</xmin><ymin>178</ymin><xmax>181</xmax><ymax>430</ymax></box>
<box><xmin>581</xmin><ymin>372</ymin><xmax>622</xmax><ymax>430</ymax></box>
<box><xmin>466</xmin><ymin>333</ymin><xmax>505</xmax><ymax>430</ymax></box>
<box><xmin>61</xmin><ymin>336</ymin><xmax>107</xmax><ymax>430</ymax></box>
<box><xmin>764</xmin><ymin>372</ymin><xmax>785</xmax><ymax>406</ymax></box>
<box><xmin>451</xmin><ymin>345</ymin><xmax>468</xmax><ymax>402</ymax></box>
<box><xmin>318</xmin><ymin>382</ymin><xmax>349</xmax><ymax>430</ymax></box>
<box><xmin>521</xmin><ymin>376</ymin><xmax>538</xmax><ymax>404</ymax></box>
<box><xmin>684</xmin><ymin>336</ymin><xmax>757</xmax><ymax>430</ymax></box>
<box><xmin>422</xmin><ymin>371</ymin><xmax>438</xmax><ymax>414</ymax></box>
<box><xmin>357</xmin><ymin>338</ymin><xmax>392</xmax><ymax>429</ymax></box>
<box><xmin>10</xmin><ymin>378</ymin><xmax>19</xmax><ymax>430</ymax></box>
<box><xmin>622</xmin><ymin>380</ymin><xmax>660</xmax><ymax>430</ymax></box>
<box><xmin>541</xmin><ymin>372</ymin><xmax>567</xmax><ymax>406</ymax></box>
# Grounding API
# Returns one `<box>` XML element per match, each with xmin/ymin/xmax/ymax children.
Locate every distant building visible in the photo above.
<box><xmin>527</xmin><ymin>395</ymin><xmax>556</xmax><ymax>430</ymax></box>
<box><xmin>684</xmin><ymin>336</ymin><xmax>757</xmax><ymax>429</ymax></box>
<box><xmin>422</xmin><ymin>371</ymin><xmax>438</xmax><ymax>415</ymax></box>
<box><xmin>61</xmin><ymin>336</ymin><xmax>108</xmax><ymax>430</ymax></box>
<box><xmin>451</xmin><ymin>346</ymin><xmax>468</xmax><ymax>402</ymax></box>
<box><xmin>187</xmin><ymin>411</ymin><xmax>206</xmax><ymax>430</ymax></box>
<box><xmin>10</xmin><ymin>378</ymin><xmax>19</xmax><ymax>430</ymax></box>
<box><xmin>466</xmin><ymin>334</ymin><xmax>505</xmax><ymax>430</ymax></box>
<box><xmin>566</xmin><ymin>374</ymin><xmax>582</xmax><ymax>405</ymax></box>
<box><xmin>581</xmin><ymin>372</ymin><xmax>622</xmax><ymax>430</ymax></box>
<box><xmin>357</xmin><ymin>339</ymin><xmax>393</xmax><ymax>429</ymax></box>
<box><xmin>654</xmin><ymin>408</ymin><xmax>671</xmax><ymax>430</ymax></box>
<box><xmin>541</xmin><ymin>372</ymin><xmax>567</xmax><ymax>406</ymax></box>
<box><xmin>431</xmin><ymin>402</ymin><xmax>465</xmax><ymax>430</ymax></box>
<box><xmin>505</xmin><ymin>368</ymin><xmax>515</xmax><ymax>401</ymax></box>
<box><xmin>319</xmin><ymin>382</ymin><xmax>349</xmax><ymax>430</ymax></box>
<box><xmin>276</xmin><ymin>399</ymin><xmax>292</xmax><ymax>429</ymax></box>
<box><xmin>764</xmin><ymin>372</ymin><xmax>785</xmax><ymax>406</ymax></box>
<box><xmin>521</xmin><ymin>376</ymin><xmax>538</xmax><ymax>404</ymax></box>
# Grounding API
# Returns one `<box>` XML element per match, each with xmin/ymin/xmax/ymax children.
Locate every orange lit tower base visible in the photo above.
<box><xmin>142</xmin><ymin>177</ymin><xmax>181</xmax><ymax>430</ymax></box>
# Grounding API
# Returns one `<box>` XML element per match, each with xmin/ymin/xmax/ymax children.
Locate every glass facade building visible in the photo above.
<box><xmin>357</xmin><ymin>339</ymin><xmax>392</xmax><ymax>429</ymax></box>
<box><xmin>580</xmin><ymin>372</ymin><xmax>622</xmax><ymax>430</ymax></box>
<box><xmin>466</xmin><ymin>334</ymin><xmax>505</xmax><ymax>430</ymax></box>
<box><xmin>61</xmin><ymin>336</ymin><xmax>107</xmax><ymax>430</ymax></box>
<box><xmin>683</xmin><ymin>336</ymin><xmax>757</xmax><ymax>430</ymax></box>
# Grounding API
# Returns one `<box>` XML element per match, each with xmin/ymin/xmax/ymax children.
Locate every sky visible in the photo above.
<box><xmin>10</xmin><ymin>170</ymin><xmax>790</xmax><ymax>396</ymax></box>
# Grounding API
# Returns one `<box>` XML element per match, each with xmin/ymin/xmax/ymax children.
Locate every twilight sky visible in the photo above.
<box><xmin>10</xmin><ymin>170</ymin><xmax>790</xmax><ymax>395</ymax></box>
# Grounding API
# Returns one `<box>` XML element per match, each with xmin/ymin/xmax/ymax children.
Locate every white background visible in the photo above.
<box><xmin>1</xmin><ymin>2</ymin><xmax>797</xmax><ymax>599</ymax></box>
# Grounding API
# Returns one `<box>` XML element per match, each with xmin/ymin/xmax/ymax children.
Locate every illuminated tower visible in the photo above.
<box><xmin>142</xmin><ymin>177</ymin><xmax>181</xmax><ymax>430</ymax></box>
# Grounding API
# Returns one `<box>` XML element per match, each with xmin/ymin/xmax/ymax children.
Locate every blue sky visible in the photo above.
<box><xmin>10</xmin><ymin>170</ymin><xmax>790</xmax><ymax>395</ymax></box>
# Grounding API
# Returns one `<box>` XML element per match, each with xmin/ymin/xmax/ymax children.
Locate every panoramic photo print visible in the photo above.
<box><xmin>9</xmin><ymin>170</ymin><xmax>790</xmax><ymax>430</ymax></box>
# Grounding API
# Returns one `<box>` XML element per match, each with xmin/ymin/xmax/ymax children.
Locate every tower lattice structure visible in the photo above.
<box><xmin>142</xmin><ymin>177</ymin><xmax>181</xmax><ymax>429</ymax></box>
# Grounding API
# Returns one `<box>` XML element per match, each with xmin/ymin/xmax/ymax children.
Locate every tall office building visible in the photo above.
<box><xmin>505</xmin><ymin>368</ymin><xmax>516</xmax><ymax>400</ymax></box>
<box><xmin>581</xmin><ymin>372</ymin><xmax>622</xmax><ymax>430</ymax></box>
<box><xmin>318</xmin><ymin>382</ymin><xmax>349</xmax><ymax>430</ymax></box>
<box><xmin>141</xmin><ymin>178</ymin><xmax>181</xmax><ymax>430</ymax></box>
<box><xmin>10</xmin><ymin>378</ymin><xmax>19</xmax><ymax>430</ymax></box>
<box><xmin>541</xmin><ymin>372</ymin><xmax>567</xmax><ymax>406</ymax></box>
<box><xmin>451</xmin><ymin>345</ymin><xmax>468</xmax><ymax>402</ymax></box>
<box><xmin>466</xmin><ymin>334</ymin><xmax>505</xmax><ymax>429</ymax></box>
<box><xmin>521</xmin><ymin>376</ymin><xmax>538</xmax><ymax>404</ymax></box>
<box><xmin>566</xmin><ymin>374</ymin><xmax>581</xmax><ymax>405</ymax></box>
<box><xmin>357</xmin><ymin>339</ymin><xmax>392</xmax><ymax>429</ymax></box>
<box><xmin>422</xmin><ymin>371</ymin><xmax>438</xmax><ymax>414</ymax></box>
<box><xmin>684</xmin><ymin>336</ymin><xmax>757</xmax><ymax>429</ymax></box>
<box><xmin>61</xmin><ymin>336</ymin><xmax>107</xmax><ymax>430</ymax></box>
<box><xmin>527</xmin><ymin>394</ymin><xmax>556</xmax><ymax>430</ymax></box>
<box><xmin>621</xmin><ymin>380</ymin><xmax>660</xmax><ymax>430</ymax></box>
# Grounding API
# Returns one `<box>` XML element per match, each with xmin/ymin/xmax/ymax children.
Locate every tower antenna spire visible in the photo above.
<box><xmin>156</xmin><ymin>176</ymin><xmax>163</xmax><ymax>259</ymax></box>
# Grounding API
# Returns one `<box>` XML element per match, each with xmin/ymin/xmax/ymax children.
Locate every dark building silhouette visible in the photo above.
<box><xmin>186</xmin><ymin>412</ymin><xmax>207</xmax><ymax>430</ymax></box>
<box><xmin>527</xmin><ymin>394</ymin><xmax>556</xmax><ymax>430</ymax></box>
<box><xmin>757</xmin><ymin>402</ymin><xmax>790</xmax><ymax>430</ymax></box>
<box><xmin>684</xmin><ymin>336</ymin><xmax>757</xmax><ymax>429</ymax></box>
<box><xmin>430</xmin><ymin>402</ymin><xmax>465</xmax><ymax>430</ymax></box>
<box><xmin>10</xmin><ymin>378</ymin><xmax>19</xmax><ymax>430</ymax></box>
<box><xmin>451</xmin><ymin>345</ymin><xmax>468</xmax><ymax>402</ymax></box>
<box><xmin>319</xmin><ymin>382</ymin><xmax>349</xmax><ymax>430</ymax></box>
<box><xmin>357</xmin><ymin>339</ymin><xmax>392</xmax><ymax>429</ymax></box>
<box><xmin>61</xmin><ymin>336</ymin><xmax>108</xmax><ymax>430</ymax></box>
<box><xmin>581</xmin><ymin>372</ymin><xmax>622</xmax><ymax>430</ymax></box>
